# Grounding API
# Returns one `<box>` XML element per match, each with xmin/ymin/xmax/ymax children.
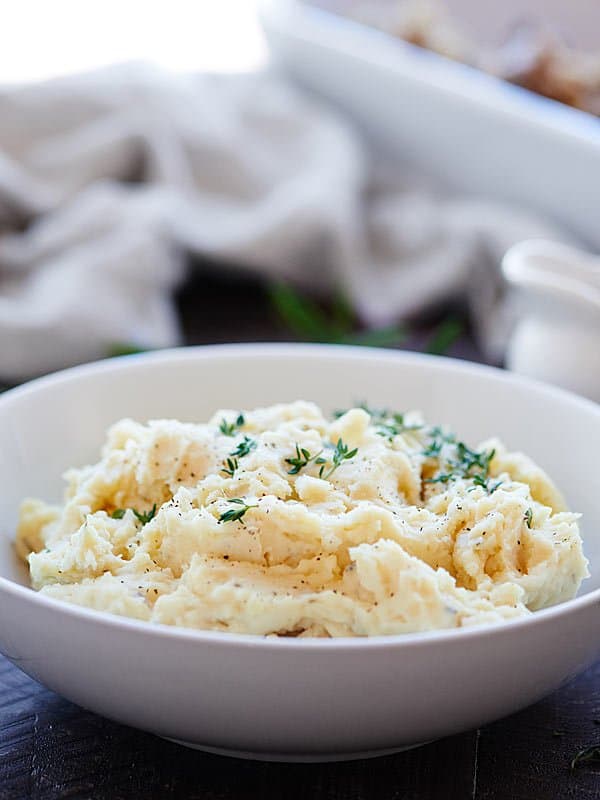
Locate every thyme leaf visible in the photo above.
<box><xmin>221</xmin><ymin>457</ymin><xmax>239</xmax><ymax>478</ymax></box>
<box><xmin>133</xmin><ymin>504</ymin><xmax>157</xmax><ymax>525</ymax></box>
<box><xmin>230</xmin><ymin>435</ymin><xmax>257</xmax><ymax>459</ymax></box>
<box><xmin>111</xmin><ymin>505</ymin><xmax>157</xmax><ymax>525</ymax></box>
<box><xmin>285</xmin><ymin>444</ymin><xmax>324</xmax><ymax>475</ymax></box>
<box><xmin>218</xmin><ymin>498</ymin><xmax>257</xmax><ymax>524</ymax></box>
<box><xmin>333</xmin><ymin>405</ymin><xmax>421</xmax><ymax>441</ymax></box>
<box><xmin>423</xmin><ymin>428</ymin><xmax>497</xmax><ymax>494</ymax></box>
<box><xmin>318</xmin><ymin>438</ymin><xmax>358</xmax><ymax>480</ymax></box>
<box><xmin>219</xmin><ymin>414</ymin><xmax>245</xmax><ymax>437</ymax></box>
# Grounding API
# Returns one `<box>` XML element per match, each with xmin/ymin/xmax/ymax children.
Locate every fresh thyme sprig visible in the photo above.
<box><xmin>374</xmin><ymin>413</ymin><xmax>422</xmax><ymax>442</ymax></box>
<box><xmin>333</xmin><ymin>404</ymin><xmax>422</xmax><ymax>442</ymax></box>
<box><xmin>221</xmin><ymin>457</ymin><xmax>239</xmax><ymax>478</ymax></box>
<box><xmin>111</xmin><ymin>504</ymin><xmax>157</xmax><ymax>525</ymax></box>
<box><xmin>230</xmin><ymin>435</ymin><xmax>256</xmax><ymax>459</ymax></box>
<box><xmin>219</xmin><ymin>434</ymin><xmax>257</xmax><ymax>477</ymax></box>
<box><xmin>471</xmin><ymin>474</ymin><xmax>503</xmax><ymax>494</ymax></box>
<box><xmin>285</xmin><ymin>444</ymin><xmax>325</xmax><ymax>475</ymax></box>
<box><xmin>423</xmin><ymin>428</ymin><xmax>498</xmax><ymax>494</ymax></box>
<box><xmin>133</xmin><ymin>504</ymin><xmax>158</xmax><ymax>524</ymax></box>
<box><xmin>422</xmin><ymin>438</ymin><xmax>443</xmax><ymax>458</ymax></box>
<box><xmin>318</xmin><ymin>438</ymin><xmax>358</xmax><ymax>480</ymax></box>
<box><xmin>219</xmin><ymin>414</ymin><xmax>245</xmax><ymax>437</ymax></box>
<box><xmin>218</xmin><ymin>498</ymin><xmax>257</xmax><ymax>524</ymax></box>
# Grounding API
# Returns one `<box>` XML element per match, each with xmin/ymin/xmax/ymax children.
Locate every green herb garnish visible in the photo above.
<box><xmin>219</xmin><ymin>414</ymin><xmax>245</xmax><ymax>437</ymax></box>
<box><xmin>285</xmin><ymin>444</ymin><xmax>325</xmax><ymax>475</ymax></box>
<box><xmin>318</xmin><ymin>438</ymin><xmax>358</xmax><ymax>480</ymax></box>
<box><xmin>426</xmin><ymin>473</ymin><xmax>454</xmax><ymax>485</ymax></box>
<box><xmin>221</xmin><ymin>457</ymin><xmax>239</xmax><ymax>478</ymax></box>
<box><xmin>424</xmin><ymin>429</ymin><xmax>497</xmax><ymax>494</ymax></box>
<box><xmin>332</xmin><ymin>405</ymin><xmax>421</xmax><ymax>441</ymax></box>
<box><xmin>230</xmin><ymin>435</ymin><xmax>257</xmax><ymax>459</ymax></box>
<box><xmin>423</xmin><ymin>439</ymin><xmax>443</xmax><ymax>458</ymax></box>
<box><xmin>425</xmin><ymin>316</ymin><xmax>464</xmax><ymax>356</ymax></box>
<box><xmin>471</xmin><ymin>473</ymin><xmax>489</xmax><ymax>490</ymax></box>
<box><xmin>111</xmin><ymin>504</ymin><xmax>157</xmax><ymax>525</ymax></box>
<box><xmin>218</xmin><ymin>498</ymin><xmax>257</xmax><ymax>524</ymax></box>
<box><xmin>219</xmin><ymin>432</ymin><xmax>256</xmax><ymax>476</ymax></box>
<box><xmin>524</xmin><ymin>508</ymin><xmax>533</xmax><ymax>528</ymax></box>
<box><xmin>570</xmin><ymin>744</ymin><xmax>600</xmax><ymax>770</ymax></box>
<box><xmin>132</xmin><ymin>504</ymin><xmax>157</xmax><ymax>525</ymax></box>
<box><xmin>269</xmin><ymin>282</ymin><xmax>405</xmax><ymax>348</ymax></box>
<box><xmin>106</xmin><ymin>342</ymin><xmax>149</xmax><ymax>358</ymax></box>
<box><xmin>375</xmin><ymin>413</ymin><xmax>422</xmax><ymax>442</ymax></box>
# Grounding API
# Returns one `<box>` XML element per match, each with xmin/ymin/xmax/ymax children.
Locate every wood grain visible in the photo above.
<box><xmin>2</xmin><ymin>654</ymin><xmax>600</xmax><ymax>800</ymax></box>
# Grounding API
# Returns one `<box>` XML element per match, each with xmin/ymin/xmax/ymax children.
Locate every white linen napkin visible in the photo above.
<box><xmin>0</xmin><ymin>63</ymin><xmax>565</xmax><ymax>379</ymax></box>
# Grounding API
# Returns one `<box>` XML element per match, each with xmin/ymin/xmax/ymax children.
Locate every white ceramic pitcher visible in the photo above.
<box><xmin>502</xmin><ymin>240</ymin><xmax>600</xmax><ymax>403</ymax></box>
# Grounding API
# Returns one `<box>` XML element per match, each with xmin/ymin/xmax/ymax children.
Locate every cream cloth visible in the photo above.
<box><xmin>0</xmin><ymin>63</ymin><xmax>564</xmax><ymax>379</ymax></box>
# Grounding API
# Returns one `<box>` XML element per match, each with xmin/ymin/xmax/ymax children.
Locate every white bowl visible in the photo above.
<box><xmin>1</xmin><ymin>344</ymin><xmax>599</xmax><ymax>762</ymax></box>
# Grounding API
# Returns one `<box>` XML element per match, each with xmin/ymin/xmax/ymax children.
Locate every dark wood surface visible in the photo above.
<box><xmin>1</xmin><ymin>272</ymin><xmax>599</xmax><ymax>799</ymax></box>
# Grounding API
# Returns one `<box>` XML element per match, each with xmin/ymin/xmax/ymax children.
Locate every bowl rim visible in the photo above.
<box><xmin>1</xmin><ymin>341</ymin><xmax>599</xmax><ymax>652</ymax></box>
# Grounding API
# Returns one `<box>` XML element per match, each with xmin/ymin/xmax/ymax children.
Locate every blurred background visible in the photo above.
<box><xmin>1</xmin><ymin>0</ymin><xmax>598</xmax><ymax>396</ymax></box>
<box><xmin>0</xmin><ymin>1</ymin><xmax>267</xmax><ymax>81</ymax></box>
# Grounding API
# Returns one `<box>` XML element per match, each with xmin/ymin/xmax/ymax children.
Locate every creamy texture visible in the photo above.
<box><xmin>16</xmin><ymin>402</ymin><xmax>589</xmax><ymax>637</ymax></box>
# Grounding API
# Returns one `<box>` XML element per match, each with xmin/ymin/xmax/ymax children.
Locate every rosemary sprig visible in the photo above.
<box><xmin>318</xmin><ymin>438</ymin><xmax>358</xmax><ymax>480</ymax></box>
<box><xmin>219</xmin><ymin>414</ymin><xmax>245</xmax><ymax>437</ymax></box>
<box><xmin>470</xmin><ymin>473</ymin><xmax>502</xmax><ymax>493</ymax></box>
<box><xmin>111</xmin><ymin>504</ymin><xmax>157</xmax><ymax>525</ymax></box>
<box><xmin>218</xmin><ymin>498</ymin><xmax>257</xmax><ymax>524</ymax></box>
<box><xmin>219</xmin><ymin>433</ymin><xmax>257</xmax><ymax>477</ymax></box>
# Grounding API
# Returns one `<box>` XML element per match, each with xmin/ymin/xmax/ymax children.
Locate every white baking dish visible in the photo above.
<box><xmin>260</xmin><ymin>0</ymin><xmax>600</xmax><ymax>249</ymax></box>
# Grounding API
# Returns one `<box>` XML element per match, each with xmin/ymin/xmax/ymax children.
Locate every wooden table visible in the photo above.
<box><xmin>1</xmin><ymin>272</ymin><xmax>599</xmax><ymax>799</ymax></box>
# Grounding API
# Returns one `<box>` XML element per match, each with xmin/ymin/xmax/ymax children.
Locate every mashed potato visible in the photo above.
<box><xmin>16</xmin><ymin>401</ymin><xmax>588</xmax><ymax>637</ymax></box>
